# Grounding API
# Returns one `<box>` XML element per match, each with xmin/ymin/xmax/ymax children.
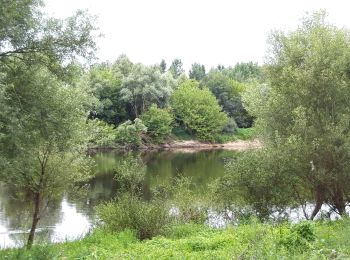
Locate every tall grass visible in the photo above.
<box><xmin>2</xmin><ymin>219</ymin><xmax>350</xmax><ymax>259</ymax></box>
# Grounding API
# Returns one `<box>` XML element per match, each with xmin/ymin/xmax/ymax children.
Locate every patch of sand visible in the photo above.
<box><xmin>163</xmin><ymin>139</ymin><xmax>262</xmax><ymax>153</ymax></box>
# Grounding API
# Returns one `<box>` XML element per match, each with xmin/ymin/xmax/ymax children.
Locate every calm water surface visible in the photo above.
<box><xmin>0</xmin><ymin>149</ymin><xmax>236</xmax><ymax>248</ymax></box>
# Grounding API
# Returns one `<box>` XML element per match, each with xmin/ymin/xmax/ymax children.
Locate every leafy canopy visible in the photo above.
<box><xmin>171</xmin><ymin>80</ymin><xmax>228</xmax><ymax>141</ymax></box>
<box><xmin>141</xmin><ymin>104</ymin><xmax>174</xmax><ymax>142</ymax></box>
<box><xmin>238</xmin><ymin>11</ymin><xmax>350</xmax><ymax>218</ymax></box>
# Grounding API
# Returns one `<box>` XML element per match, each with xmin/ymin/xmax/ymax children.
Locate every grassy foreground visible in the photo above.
<box><xmin>1</xmin><ymin>219</ymin><xmax>350</xmax><ymax>259</ymax></box>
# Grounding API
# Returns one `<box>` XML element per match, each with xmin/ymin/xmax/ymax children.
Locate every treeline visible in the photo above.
<box><xmin>0</xmin><ymin>0</ymin><xmax>262</xmax><ymax>248</ymax></box>
<box><xmin>85</xmin><ymin>56</ymin><xmax>262</xmax><ymax>146</ymax></box>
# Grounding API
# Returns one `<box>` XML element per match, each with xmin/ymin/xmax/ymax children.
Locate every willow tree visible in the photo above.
<box><xmin>0</xmin><ymin>64</ymin><xmax>93</xmax><ymax>248</ymax></box>
<box><xmin>120</xmin><ymin>63</ymin><xmax>175</xmax><ymax>118</ymax></box>
<box><xmin>171</xmin><ymin>80</ymin><xmax>228</xmax><ymax>141</ymax></box>
<box><xmin>239</xmin><ymin>11</ymin><xmax>350</xmax><ymax>219</ymax></box>
<box><xmin>0</xmin><ymin>0</ymin><xmax>97</xmax><ymax>248</ymax></box>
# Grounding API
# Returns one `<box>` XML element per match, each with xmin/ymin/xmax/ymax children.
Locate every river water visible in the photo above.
<box><xmin>0</xmin><ymin>149</ymin><xmax>236</xmax><ymax>248</ymax></box>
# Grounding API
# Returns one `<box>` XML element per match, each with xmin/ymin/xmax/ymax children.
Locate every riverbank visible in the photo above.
<box><xmin>2</xmin><ymin>220</ymin><xmax>349</xmax><ymax>259</ymax></box>
<box><xmin>152</xmin><ymin>139</ymin><xmax>261</xmax><ymax>152</ymax></box>
<box><xmin>89</xmin><ymin>128</ymin><xmax>259</xmax><ymax>152</ymax></box>
<box><xmin>89</xmin><ymin>139</ymin><xmax>261</xmax><ymax>153</ymax></box>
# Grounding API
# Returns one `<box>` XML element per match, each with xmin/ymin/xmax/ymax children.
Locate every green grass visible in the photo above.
<box><xmin>172</xmin><ymin>126</ymin><xmax>256</xmax><ymax>143</ymax></box>
<box><xmin>235</xmin><ymin>128</ymin><xmax>255</xmax><ymax>140</ymax></box>
<box><xmin>2</xmin><ymin>219</ymin><xmax>350</xmax><ymax>259</ymax></box>
<box><xmin>214</xmin><ymin>128</ymin><xmax>256</xmax><ymax>143</ymax></box>
<box><xmin>172</xmin><ymin>126</ymin><xmax>194</xmax><ymax>141</ymax></box>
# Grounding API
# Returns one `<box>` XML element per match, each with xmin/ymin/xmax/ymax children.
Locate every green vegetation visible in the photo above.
<box><xmin>2</xmin><ymin>220</ymin><xmax>350</xmax><ymax>259</ymax></box>
<box><xmin>88</xmin><ymin>119</ymin><xmax>118</xmax><ymax>147</ymax></box>
<box><xmin>115</xmin><ymin>119</ymin><xmax>147</xmax><ymax>147</ymax></box>
<box><xmin>141</xmin><ymin>104</ymin><xmax>174</xmax><ymax>142</ymax></box>
<box><xmin>0</xmin><ymin>0</ymin><xmax>97</xmax><ymax>248</ymax></box>
<box><xmin>1</xmin><ymin>1</ymin><xmax>349</xmax><ymax>258</ymax></box>
<box><xmin>213</xmin><ymin>128</ymin><xmax>256</xmax><ymax>143</ymax></box>
<box><xmin>97</xmin><ymin>194</ymin><xmax>171</xmax><ymax>240</ymax></box>
<box><xmin>81</xmin><ymin>56</ymin><xmax>256</xmax><ymax>145</ymax></box>
<box><xmin>201</xmin><ymin>70</ymin><xmax>253</xmax><ymax>128</ymax></box>
<box><xmin>171</xmin><ymin>80</ymin><xmax>228</xmax><ymax>141</ymax></box>
<box><xmin>224</xmin><ymin>11</ymin><xmax>350</xmax><ymax>220</ymax></box>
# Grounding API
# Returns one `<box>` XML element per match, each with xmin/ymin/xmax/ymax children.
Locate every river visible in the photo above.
<box><xmin>0</xmin><ymin>149</ymin><xmax>236</xmax><ymax>248</ymax></box>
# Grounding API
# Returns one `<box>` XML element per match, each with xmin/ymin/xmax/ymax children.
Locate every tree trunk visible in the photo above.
<box><xmin>333</xmin><ymin>184</ymin><xmax>346</xmax><ymax>216</ymax></box>
<box><xmin>134</xmin><ymin>102</ymin><xmax>138</xmax><ymax>118</ymax></box>
<box><xmin>27</xmin><ymin>192</ymin><xmax>41</xmax><ymax>249</ymax></box>
<box><xmin>310</xmin><ymin>187</ymin><xmax>324</xmax><ymax>220</ymax></box>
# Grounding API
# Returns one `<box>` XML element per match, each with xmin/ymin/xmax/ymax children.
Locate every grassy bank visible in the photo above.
<box><xmin>172</xmin><ymin>127</ymin><xmax>256</xmax><ymax>143</ymax></box>
<box><xmin>2</xmin><ymin>219</ymin><xmax>349</xmax><ymax>259</ymax></box>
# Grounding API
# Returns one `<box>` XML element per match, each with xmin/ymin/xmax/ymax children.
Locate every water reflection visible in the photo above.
<box><xmin>1</xmin><ymin>149</ymin><xmax>348</xmax><ymax>248</ymax></box>
<box><xmin>0</xmin><ymin>149</ymin><xmax>234</xmax><ymax>248</ymax></box>
<box><xmin>52</xmin><ymin>198</ymin><xmax>91</xmax><ymax>242</ymax></box>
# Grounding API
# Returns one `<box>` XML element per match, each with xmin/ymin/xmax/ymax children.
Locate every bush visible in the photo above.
<box><xmin>222</xmin><ymin>117</ymin><xmax>238</xmax><ymax>134</ymax></box>
<box><xmin>114</xmin><ymin>156</ymin><xmax>146</xmax><ymax>196</ymax></box>
<box><xmin>279</xmin><ymin>222</ymin><xmax>316</xmax><ymax>251</ymax></box>
<box><xmin>96</xmin><ymin>194</ymin><xmax>172</xmax><ymax>240</ymax></box>
<box><xmin>115</xmin><ymin>118</ymin><xmax>147</xmax><ymax>147</ymax></box>
<box><xmin>87</xmin><ymin>119</ymin><xmax>118</xmax><ymax>147</ymax></box>
<box><xmin>169</xmin><ymin>177</ymin><xmax>209</xmax><ymax>224</ymax></box>
<box><xmin>141</xmin><ymin>104</ymin><xmax>174</xmax><ymax>142</ymax></box>
<box><xmin>171</xmin><ymin>80</ymin><xmax>228</xmax><ymax>141</ymax></box>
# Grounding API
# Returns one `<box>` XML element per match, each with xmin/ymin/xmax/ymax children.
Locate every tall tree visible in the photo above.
<box><xmin>0</xmin><ymin>1</ymin><xmax>97</xmax><ymax>75</ymax></box>
<box><xmin>171</xmin><ymin>80</ymin><xmax>228</xmax><ymax>140</ymax></box>
<box><xmin>169</xmin><ymin>58</ymin><xmax>184</xmax><ymax>78</ymax></box>
<box><xmin>241</xmin><ymin>11</ymin><xmax>350</xmax><ymax>218</ymax></box>
<box><xmin>0</xmin><ymin>0</ymin><xmax>97</xmax><ymax>248</ymax></box>
<box><xmin>189</xmin><ymin>63</ymin><xmax>206</xmax><ymax>81</ymax></box>
<box><xmin>0</xmin><ymin>65</ymin><xmax>93</xmax><ymax>248</ymax></box>
<box><xmin>222</xmin><ymin>62</ymin><xmax>263</xmax><ymax>83</ymax></box>
<box><xmin>120</xmin><ymin>64</ymin><xmax>175</xmax><ymax>118</ymax></box>
<box><xmin>159</xmin><ymin>59</ymin><xmax>167</xmax><ymax>73</ymax></box>
<box><xmin>85</xmin><ymin>63</ymin><xmax>127</xmax><ymax>125</ymax></box>
<box><xmin>201</xmin><ymin>70</ymin><xmax>253</xmax><ymax>127</ymax></box>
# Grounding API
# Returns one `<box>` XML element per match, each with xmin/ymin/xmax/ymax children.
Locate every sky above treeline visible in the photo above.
<box><xmin>44</xmin><ymin>0</ymin><xmax>350</xmax><ymax>71</ymax></box>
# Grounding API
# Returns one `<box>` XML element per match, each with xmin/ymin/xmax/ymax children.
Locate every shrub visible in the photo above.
<box><xmin>169</xmin><ymin>177</ymin><xmax>209</xmax><ymax>224</ymax></box>
<box><xmin>279</xmin><ymin>222</ymin><xmax>316</xmax><ymax>251</ymax></box>
<box><xmin>87</xmin><ymin>119</ymin><xmax>118</xmax><ymax>147</ymax></box>
<box><xmin>114</xmin><ymin>156</ymin><xmax>146</xmax><ymax>196</ymax></box>
<box><xmin>96</xmin><ymin>194</ymin><xmax>172</xmax><ymax>240</ymax></box>
<box><xmin>171</xmin><ymin>80</ymin><xmax>228</xmax><ymax>141</ymax></box>
<box><xmin>141</xmin><ymin>104</ymin><xmax>174</xmax><ymax>142</ymax></box>
<box><xmin>222</xmin><ymin>117</ymin><xmax>238</xmax><ymax>134</ymax></box>
<box><xmin>115</xmin><ymin>118</ymin><xmax>147</xmax><ymax>147</ymax></box>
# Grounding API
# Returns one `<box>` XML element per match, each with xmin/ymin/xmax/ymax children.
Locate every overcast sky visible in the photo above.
<box><xmin>44</xmin><ymin>0</ymin><xmax>350</xmax><ymax>71</ymax></box>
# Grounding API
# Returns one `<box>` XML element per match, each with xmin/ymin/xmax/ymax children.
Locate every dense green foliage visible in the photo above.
<box><xmin>171</xmin><ymin>80</ymin><xmax>228</xmax><ymax>140</ymax></box>
<box><xmin>189</xmin><ymin>63</ymin><xmax>206</xmax><ymax>81</ymax></box>
<box><xmin>97</xmin><ymin>195</ymin><xmax>171</xmax><ymax>240</ymax></box>
<box><xmin>201</xmin><ymin>70</ymin><xmax>253</xmax><ymax>127</ymax></box>
<box><xmin>0</xmin><ymin>0</ymin><xmax>97</xmax><ymax>75</ymax></box>
<box><xmin>5</xmin><ymin>3</ymin><xmax>349</xmax><ymax>258</ymax></box>
<box><xmin>85</xmin><ymin>63</ymin><xmax>126</xmax><ymax>125</ymax></box>
<box><xmin>141</xmin><ymin>104</ymin><xmax>174</xmax><ymax>142</ymax></box>
<box><xmin>80</xmin><ymin>56</ymin><xmax>259</xmax><ymax>143</ymax></box>
<box><xmin>222</xmin><ymin>62</ymin><xmax>263</xmax><ymax>83</ymax></box>
<box><xmin>120</xmin><ymin>63</ymin><xmax>175</xmax><ymax>118</ymax></box>
<box><xmin>222</xmin><ymin>11</ymin><xmax>350</xmax><ymax>220</ymax></box>
<box><xmin>169</xmin><ymin>58</ymin><xmax>185</xmax><ymax>78</ymax></box>
<box><xmin>88</xmin><ymin>119</ymin><xmax>118</xmax><ymax>147</ymax></box>
<box><xmin>115</xmin><ymin>119</ymin><xmax>147</xmax><ymax>147</ymax></box>
<box><xmin>2</xmin><ymin>220</ymin><xmax>350</xmax><ymax>259</ymax></box>
<box><xmin>0</xmin><ymin>0</ymin><xmax>98</xmax><ymax>248</ymax></box>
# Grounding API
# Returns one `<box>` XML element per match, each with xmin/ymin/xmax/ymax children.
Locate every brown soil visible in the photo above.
<box><xmin>88</xmin><ymin>139</ymin><xmax>262</xmax><ymax>153</ymax></box>
<box><xmin>159</xmin><ymin>139</ymin><xmax>262</xmax><ymax>152</ymax></box>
